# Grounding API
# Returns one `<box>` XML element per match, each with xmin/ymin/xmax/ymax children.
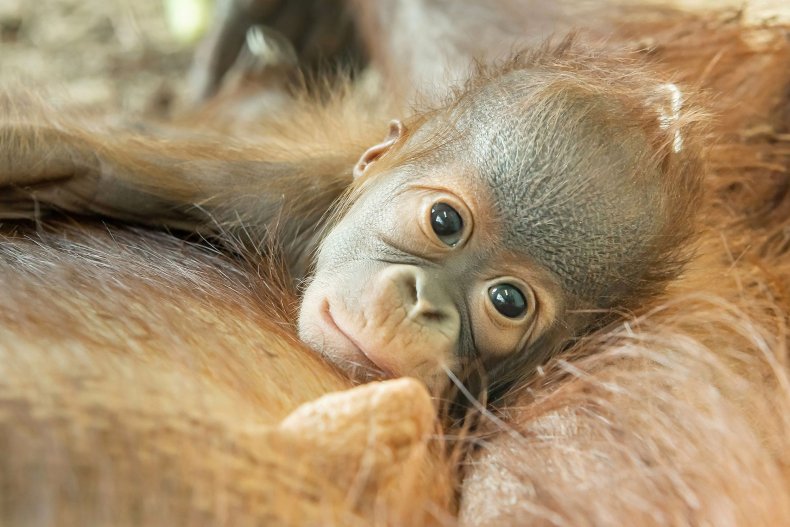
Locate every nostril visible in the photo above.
<box><xmin>377</xmin><ymin>266</ymin><xmax>460</xmax><ymax>337</ymax></box>
<box><xmin>411</xmin><ymin>300</ymin><xmax>449</xmax><ymax>325</ymax></box>
<box><xmin>419</xmin><ymin>309</ymin><xmax>446</xmax><ymax>323</ymax></box>
<box><xmin>401</xmin><ymin>272</ymin><xmax>418</xmax><ymax>305</ymax></box>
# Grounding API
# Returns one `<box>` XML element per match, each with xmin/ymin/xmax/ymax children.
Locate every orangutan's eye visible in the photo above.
<box><xmin>488</xmin><ymin>284</ymin><xmax>527</xmax><ymax>318</ymax></box>
<box><xmin>430</xmin><ymin>202</ymin><xmax>463</xmax><ymax>246</ymax></box>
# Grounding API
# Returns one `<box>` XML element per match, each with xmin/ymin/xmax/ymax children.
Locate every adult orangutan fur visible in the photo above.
<box><xmin>0</xmin><ymin>222</ymin><xmax>455</xmax><ymax>526</ymax></box>
<box><xmin>1</xmin><ymin>3</ymin><xmax>790</xmax><ymax>527</ymax></box>
<box><xmin>460</xmin><ymin>16</ymin><xmax>790</xmax><ymax>526</ymax></box>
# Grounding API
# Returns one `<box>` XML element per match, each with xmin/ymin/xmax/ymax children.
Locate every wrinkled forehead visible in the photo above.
<box><xmin>435</xmin><ymin>75</ymin><xmax>664</xmax><ymax>302</ymax></box>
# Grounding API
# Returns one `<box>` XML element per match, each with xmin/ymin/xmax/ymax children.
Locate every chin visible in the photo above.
<box><xmin>297</xmin><ymin>304</ymin><xmax>386</xmax><ymax>382</ymax></box>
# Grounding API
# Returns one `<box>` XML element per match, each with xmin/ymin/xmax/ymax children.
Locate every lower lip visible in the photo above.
<box><xmin>320</xmin><ymin>300</ymin><xmax>393</xmax><ymax>377</ymax></box>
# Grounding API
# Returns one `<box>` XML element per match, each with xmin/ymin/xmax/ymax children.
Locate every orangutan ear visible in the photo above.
<box><xmin>353</xmin><ymin>119</ymin><xmax>405</xmax><ymax>179</ymax></box>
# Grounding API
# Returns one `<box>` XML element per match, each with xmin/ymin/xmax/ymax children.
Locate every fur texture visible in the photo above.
<box><xmin>461</xmin><ymin>17</ymin><xmax>790</xmax><ymax>527</ymax></box>
<box><xmin>0</xmin><ymin>223</ymin><xmax>454</xmax><ymax>525</ymax></box>
<box><xmin>0</xmin><ymin>4</ymin><xmax>789</xmax><ymax>527</ymax></box>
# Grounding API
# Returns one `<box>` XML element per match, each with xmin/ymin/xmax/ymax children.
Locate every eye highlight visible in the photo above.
<box><xmin>430</xmin><ymin>202</ymin><xmax>463</xmax><ymax>246</ymax></box>
<box><xmin>488</xmin><ymin>284</ymin><xmax>527</xmax><ymax>318</ymax></box>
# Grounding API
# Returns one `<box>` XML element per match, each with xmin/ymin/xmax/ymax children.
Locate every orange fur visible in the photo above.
<box><xmin>0</xmin><ymin>4</ymin><xmax>789</xmax><ymax>527</ymax></box>
<box><xmin>0</xmin><ymin>223</ymin><xmax>454</xmax><ymax>525</ymax></box>
<box><xmin>461</xmin><ymin>16</ymin><xmax>790</xmax><ymax>526</ymax></box>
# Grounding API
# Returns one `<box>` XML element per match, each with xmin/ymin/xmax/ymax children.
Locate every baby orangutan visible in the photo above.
<box><xmin>299</xmin><ymin>57</ymin><xmax>700</xmax><ymax>392</ymax></box>
<box><xmin>0</xmin><ymin>48</ymin><xmax>701</xmax><ymax>394</ymax></box>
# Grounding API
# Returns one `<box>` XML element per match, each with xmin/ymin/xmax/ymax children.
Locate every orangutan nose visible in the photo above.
<box><xmin>379</xmin><ymin>265</ymin><xmax>460</xmax><ymax>333</ymax></box>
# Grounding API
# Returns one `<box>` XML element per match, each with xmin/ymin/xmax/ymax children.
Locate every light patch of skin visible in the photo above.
<box><xmin>299</xmin><ymin>122</ymin><xmax>563</xmax><ymax>392</ymax></box>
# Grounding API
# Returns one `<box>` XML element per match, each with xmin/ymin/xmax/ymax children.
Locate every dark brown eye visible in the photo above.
<box><xmin>488</xmin><ymin>284</ymin><xmax>527</xmax><ymax>318</ymax></box>
<box><xmin>430</xmin><ymin>202</ymin><xmax>463</xmax><ymax>246</ymax></box>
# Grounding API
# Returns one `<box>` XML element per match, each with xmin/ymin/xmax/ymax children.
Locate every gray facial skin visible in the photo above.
<box><xmin>299</xmin><ymin>62</ymin><xmax>699</xmax><ymax>393</ymax></box>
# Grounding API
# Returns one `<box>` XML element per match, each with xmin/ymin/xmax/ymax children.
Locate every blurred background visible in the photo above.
<box><xmin>0</xmin><ymin>0</ymin><xmax>203</xmax><ymax>116</ymax></box>
<box><xmin>0</xmin><ymin>0</ymin><xmax>787</xmax><ymax>119</ymax></box>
